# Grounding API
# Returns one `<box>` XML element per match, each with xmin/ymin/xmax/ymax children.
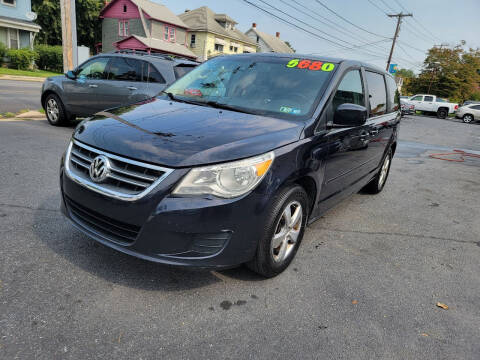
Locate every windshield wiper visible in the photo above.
<box><xmin>161</xmin><ymin>91</ymin><xmax>200</xmax><ymax>105</ymax></box>
<box><xmin>203</xmin><ymin>101</ymin><xmax>256</xmax><ymax>115</ymax></box>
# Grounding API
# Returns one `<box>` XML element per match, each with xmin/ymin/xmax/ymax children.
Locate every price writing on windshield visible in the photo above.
<box><xmin>286</xmin><ymin>59</ymin><xmax>335</xmax><ymax>72</ymax></box>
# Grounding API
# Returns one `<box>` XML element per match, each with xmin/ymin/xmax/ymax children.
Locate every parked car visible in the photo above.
<box><xmin>60</xmin><ymin>54</ymin><xmax>400</xmax><ymax>277</ymax></box>
<box><xmin>41</xmin><ymin>51</ymin><xmax>198</xmax><ymax>126</ymax></box>
<box><xmin>461</xmin><ymin>100</ymin><xmax>480</xmax><ymax>107</ymax></box>
<box><xmin>403</xmin><ymin>94</ymin><xmax>458</xmax><ymax>118</ymax></box>
<box><xmin>455</xmin><ymin>103</ymin><xmax>480</xmax><ymax>123</ymax></box>
<box><xmin>401</xmin><ymin>103</ymin><xmax>415</xmax><ymax>116</ymax></box>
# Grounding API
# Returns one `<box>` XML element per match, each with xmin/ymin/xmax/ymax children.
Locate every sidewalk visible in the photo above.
<box><xmin>0</xmin><ymin>75</ymin><xmax>46</xmax><ymax>82</ymax></box>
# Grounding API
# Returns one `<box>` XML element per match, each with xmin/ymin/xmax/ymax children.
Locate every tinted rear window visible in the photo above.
<box><xmin>174</xmin><ymin>65</ymin><xmax>196</xmax><ymax>79</ymax></box>
<box><xmin>365</xmin><ymin>71</ymin><xmax>387</xmax><ymax>116</ymax></box>
<box><xmin>107</xmin><ymin>57</ymin><xmax>142</xmax><ymax>81</ymax></box>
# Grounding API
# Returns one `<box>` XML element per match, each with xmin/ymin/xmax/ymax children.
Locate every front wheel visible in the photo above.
<box><xmin>463</xmin><ymin>114</ymin><xmax>474</xmax><ymax>123</ymax></box>
<box><xmin>247</xmin><ymin>185</ymin><xmax>308</xmax><ymax>277</ymax></box>
<box><xmin>363</xmin><ymin>149</ymin><xmax>392</xmax><ymax>194</ymax></box>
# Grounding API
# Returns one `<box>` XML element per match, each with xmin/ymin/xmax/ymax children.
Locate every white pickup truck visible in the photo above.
<box><xmin>403</xmin><ymin>94</ymin><xmax>458</xmax><ymax>119</ymax></box>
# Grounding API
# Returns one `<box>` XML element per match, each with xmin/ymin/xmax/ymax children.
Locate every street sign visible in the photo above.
<box><xmin>389</xmin><ymin>64</ymin><xmax>398</xmax><ymax>74</ymax></box>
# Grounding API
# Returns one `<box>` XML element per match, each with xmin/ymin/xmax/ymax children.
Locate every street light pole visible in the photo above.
<box><xmin>60</xmin><ymin>0</ymin><xmax>78</xmax><ymax>72</ymax></box>
<box><xmin>386</xmin><ymin>12</ymin><xmax>412</xmax><ymax>72</ymax></box>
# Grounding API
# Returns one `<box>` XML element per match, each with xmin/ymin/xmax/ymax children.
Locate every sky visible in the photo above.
<box><xmin>161</xmin><ymin>0</ymin><xmax>480</xmax><ymax>72</ymax></box>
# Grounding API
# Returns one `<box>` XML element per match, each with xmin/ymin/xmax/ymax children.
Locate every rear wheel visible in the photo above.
<box><xmin>437</xmin><ymin>109</ymin><xmax>447</xmax><ymax>119</ymax></box>
<box><xmin>247</xmin><ymin>185</ymin><xmax>308</xmax><ymax>278</ymax></box>
<box><xmin>45</xmin><ymin>94</ymin><xmax>69</xmax><ymax>126</ymax></box>
<box><xmin>463</xmin><ymin>114</ymin><xmax>474</xmax><ymax>123</ymax></box>
<box><xmin>363</xmin><ymin>149</ymin><xmax>392</xmax><ymax>194</ymax></box>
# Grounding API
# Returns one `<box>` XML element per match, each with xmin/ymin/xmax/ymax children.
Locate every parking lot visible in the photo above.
<box><xmin>0</xmin><ymin>114</ymin><xmax>479</xmax><ymax>359</ymax></box>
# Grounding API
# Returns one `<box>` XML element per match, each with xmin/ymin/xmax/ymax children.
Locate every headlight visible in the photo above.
<box><xmin>173</xmin><ymin>152</ymin><xmax>274</xmax><ymax>198</ymax></box>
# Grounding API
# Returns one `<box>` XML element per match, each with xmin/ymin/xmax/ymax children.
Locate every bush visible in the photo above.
<box><xmin>0</xmin><ymin>42</ymin><xmax>7</xmax><ymax>66</ymax></box>
<box><xmin>34</xmin><ymin>45</ymin><xmax>63</xmax><ymax>73</ymax></box>
<box><xmin>7</xmin><ymin>49</ymin><xmax>37</xmax><ymax>70</ymax></box>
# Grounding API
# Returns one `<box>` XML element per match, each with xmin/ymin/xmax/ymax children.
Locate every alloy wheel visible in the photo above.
<box><xmin>379</xmin><ymin>155</ymin><xmax>391</xmax><ymax>187</ymax></box>
<box><xmin>463</xmin><ymin>115</ymin><xmax>473</xmax><ymax>123</ymax></box>
<box><xmin>47</xmin><ymin>98</ymin><xmax>59</xmax><ymax>122</ymax></box>
<box><xmin>271</xmin><ymin>201</ymin><xmax>303</xmax><ymax>263</ymax></box>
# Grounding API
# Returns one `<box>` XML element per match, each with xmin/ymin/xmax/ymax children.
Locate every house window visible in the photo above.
<box><xmin>164</xmin><ymin>26</ymin><xmax>175</xmax><ymax>42</ymax></box>
<box><xmin>229</xmin><ymin>46</ymin><xmax>238</xmax><ymax>52</ymax></box>
<box><xmin>2</xmin><ymin>0</ymin><xmax>16</xmax><ymax>6</ymax></box>
<box><xmin>190</xmin><ymin>34</ymin><xmax>196</xmax><ymax>48</ymax></box>
<box><xmin>118</xmin><ymin>20</ymin><xmax>129</xmax><ymax>37</ymax></box>
<box><xmin>8</xmin><ymin>28</ymin><xmax>18</xmax><ymax>49</ymax></box>
<box><xmin>123</xmin><ymin>4</ymin><xmax>127</xmax><ymax>12</ymax></box>
<box><xmin>214</xmin><ymin>44</ymin><xmax>224</xmax><ymax>52</ymax></box>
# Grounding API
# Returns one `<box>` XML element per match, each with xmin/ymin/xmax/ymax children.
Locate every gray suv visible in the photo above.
<box><xmin>41</xmin><ymin>51</ymin><xmax>198</xmax><ymax>126</ymax></box>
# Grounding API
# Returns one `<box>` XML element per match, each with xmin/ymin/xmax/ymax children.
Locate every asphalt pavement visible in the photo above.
<box><xmin>0</xmin><ymin>115</ymin><xmax>479</xmax><ymax>359</ymax></box>
<box><xmin>0</xmin><ymin>80</ymin><xmax>43</xmax><ymax>113</ymax></box>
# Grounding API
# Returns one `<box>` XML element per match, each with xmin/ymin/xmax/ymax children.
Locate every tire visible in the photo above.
<box><xmin>363</xmin><ymin>148</ymin><xmax>392</xmax><ymax>194</ymax></box>
<box><xmin>463</xmin><ymin>114</ymin><xmax>474</xmax><ymax>123</ymax></box>
<box><xmin>437</xmin><ymin>109</ymin><xmax>447</xmax><ymax>119</ymax></box>
<box><xmin>247</xmin><ymin>185</ymin><xmax>309</xmax><ymax>277</ymax></box>
<box><xmin>45</xmin><ymin>93</ymin><xmax>68</xmax><ymax>126</ymax></box>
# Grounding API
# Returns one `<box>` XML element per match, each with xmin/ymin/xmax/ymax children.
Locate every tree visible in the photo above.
<box><xmin>395</xmin><ymin>68</ymin><xmax>414</xmax><ymax>78</ymax></box>
<box><xmin>32</xmin><ymin>0</ymin><xmax>103</xmax><ymax>51</ymax></box>
<box><xmin>404</xmin><ymin>43</ymin><xmax>480</xmax><ymax>102</ymax></box>
<box><xmin>285</xmin><ymin>41</ymin><xmax>295</xmax><ymax>53</ymax></box>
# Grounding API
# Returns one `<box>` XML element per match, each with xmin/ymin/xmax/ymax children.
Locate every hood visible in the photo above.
<box><xmin>73</xmin><ymin>98</ymin><xmax>304</xmax><ymax>168</ymax></box>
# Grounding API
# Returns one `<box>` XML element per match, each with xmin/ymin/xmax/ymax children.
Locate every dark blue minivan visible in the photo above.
<box><xmin>60</xmin><ymin>53</ymin><xmax>400</xmax><ymax>277</ymax></box>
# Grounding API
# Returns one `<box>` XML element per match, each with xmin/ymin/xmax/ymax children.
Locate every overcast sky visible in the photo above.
<box><xmin>162</xmin><ymin>0</ymin><xmax>480</xmax><ymax>72</ymax></box>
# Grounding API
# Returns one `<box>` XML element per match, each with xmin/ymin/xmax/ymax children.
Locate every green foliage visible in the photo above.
<box><xmin>0</xmin><ymin>42</ymin><xmax>7</xmax><ymax>66</ymax></box>
<box><xmin>404</xmin><ymin>44</ymin><xmax>480</xmax><ymax>103</ymax></box>
<box><xmin>7</xmin><ymin>49</ymin><xmax>37</xmax><ymax>70</ymax></box>
<box><xmin>32</xmin><ymin>0</ymin><xmax>103</xmax><ymax>50</ymax></box>
<box><xmin>395</xmin><ymin>68</ymin><xmax>414</xmax><ymax>78</ymax></box>
<box><xmin>35</xmin><ymin>45</ymin><xmax>63</xmax><ymax>72</ymax></box>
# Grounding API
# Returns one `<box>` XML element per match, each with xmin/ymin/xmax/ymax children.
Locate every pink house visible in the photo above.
<box><xmin>99</xmin><ymin>0</ymin><xmax>197</xmax><ymax>59</ymax></box>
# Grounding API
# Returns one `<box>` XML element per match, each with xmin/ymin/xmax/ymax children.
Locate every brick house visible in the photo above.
<box><xmin>99</xmin><ymin>0</ymin><xmax>196</xmax><ymax>59</ymax></box>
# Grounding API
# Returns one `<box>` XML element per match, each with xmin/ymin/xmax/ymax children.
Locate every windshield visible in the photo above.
<box><xmin>164</xmin><ymin>56</ymin><xmax>337</xmax><ymax>119</ymax></box>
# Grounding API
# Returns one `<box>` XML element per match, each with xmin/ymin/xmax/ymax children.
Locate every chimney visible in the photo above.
<box><xmin>184</xmin><ymin>9</ymin><xmax>190</xmax><ymax>12</ymax></box>
<box><xmin>252</xmin><ymin>23</ymin><xmax>256</xmax><ymax>28</ymax></box>
<box><xmin>276</xmin><ymin>32</ymin><xmax>280</xmax><ymax>38</ymax></box>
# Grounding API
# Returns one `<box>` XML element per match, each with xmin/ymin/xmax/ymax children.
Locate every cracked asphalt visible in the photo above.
<box><xmin>0</xmin><ymin>115</ymin><xmax>479</xmax><ymax>359</ymax></box>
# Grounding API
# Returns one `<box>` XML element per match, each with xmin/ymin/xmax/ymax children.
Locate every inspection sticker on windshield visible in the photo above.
<box><xmin>280</xmin><ymin>106</ymin><xmax>301</xmax><ymax>114</ymax></box>
<box><xmin>286</xmin><ymin>59</ymin><xmax>335</xmax><ymax>72</ymax></box>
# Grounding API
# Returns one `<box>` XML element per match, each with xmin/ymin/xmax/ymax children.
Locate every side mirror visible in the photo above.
<box><xmin>66</xmin><ymin>70</ymin><xmax>76</xmax><ymax>80</ymax></box>
<box><xmin>333</xmin><ymin>103</ymin><xmax>367</xmax><ymax>127</ymax></box>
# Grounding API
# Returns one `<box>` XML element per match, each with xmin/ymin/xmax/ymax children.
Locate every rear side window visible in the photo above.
<box><xmin>385</xmin><ymin>75</ymin><xmax>399</xmax><ymax>112</ymax></box>
<box><xmin>332</xmin><ymin>70</ymin><xmax>364</xmax><ymax>112</ymax></box>
<box><xmin>424</xmin><ymin>95</ymin><xmax>434</xmax><ymax>102</ymax></box>
<box><xmin>144</xmin><ymin>63</ymin><xmax>166</xmax><ymax>83</ymax></box>
<box><xmin>471</xmin><ymin>105</ymin><xmax>480</xmax><ymax>110</ymax></box>
<box><xmin>174</xmin><ymin>65</ymin><xmax>196</xmax><ymax>79</ymax></box>
<box><xmin>365</xmin><ymin>71</ymin><xmax>387</xmax><ymax>116</ymax></box>
<box><xmin>107</xmin><ymin>57</ymin><xmax>142</xmax><ymax>81</ymax></box>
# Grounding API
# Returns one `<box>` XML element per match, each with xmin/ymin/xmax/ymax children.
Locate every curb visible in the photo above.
<box><xmin>0</xmin><ymin>117</ymin><xmax>46</xmax><ymax>121</ymax></box>
<box><xmin>0</xmin><ymin>75</ymin><xmax>46</xmax><ymax>82</ymax></box>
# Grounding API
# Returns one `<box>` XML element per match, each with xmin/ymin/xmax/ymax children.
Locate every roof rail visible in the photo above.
<box><xmin>110</xmin><ymin>49</ymin><xmax>199</xmax><ymax>63</ymax></box>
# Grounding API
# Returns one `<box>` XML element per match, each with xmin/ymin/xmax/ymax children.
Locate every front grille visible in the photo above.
<box><xmin>65</xmin><ymin>195</ymin><xmax>140</xmax><ymax>245</ymax></box>
<box><xmin>65</xmin><ymin>140</ymin><xmax>173</xmax><ymax>200</ymax></box>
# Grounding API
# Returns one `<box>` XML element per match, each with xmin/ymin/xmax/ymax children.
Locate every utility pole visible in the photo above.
<box><xmin>386</xmin><ymin>12</ymin><xmax>412</xmax><ymax>72</ymax></box>
<box><xmin>60</xmin><ymin>0</ymin><xmax>78</xmax><ymax>73</ymax></box>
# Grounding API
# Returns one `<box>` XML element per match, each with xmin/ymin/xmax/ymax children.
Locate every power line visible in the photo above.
<box><xmin>392</xmin><ymin>0</ymin><xmax>442</xmax><ymax>41</ymax></box>
<box><xmin>386</xmin><ymin>12</ymin><xmax>412</xmax><ymax>71</ymax></box>
<box><xmin>312</xmin><ymin>0</ymin><xmax>390</xmax><ymax>39</ymax></box>
<box><xmin>366</xmin><ymin>0</ymin><xmax>388</xmax><ymax>15</ymax></box>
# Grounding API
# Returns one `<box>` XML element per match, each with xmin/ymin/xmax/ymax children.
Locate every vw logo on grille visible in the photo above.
<box><xmin>89</xmin><ymin>155</ymin><xmax>111</xmax><ymax>183</ymax></box>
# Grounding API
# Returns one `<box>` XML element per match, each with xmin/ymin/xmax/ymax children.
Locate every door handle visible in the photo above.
<box><xmin>127</xmin><ymin>86</ymin><xmax>137</xmax><ymax>90</ymax></box>
<box><xmin>88</xmin><ymin>84</ymin><xmax>98</xmax><ymax>88</ymax></box>
<box><xmin>370</xmin><ymin>129</ymin><xmax>379</xmax><ymax>136</ymax></box>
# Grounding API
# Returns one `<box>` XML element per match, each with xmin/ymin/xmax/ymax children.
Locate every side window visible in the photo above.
<box><xmin>365</xmin><ymin>71</ymin><xmax>387</xmax><ymax>116</ymax></box>
<box><xmin>77</xmin><ymin>58</ymin><xmax>109</xmax><ymax>80</ymax></box>
<box><xmin>424</xmin><ymin>95</ymin><xmax>434</xmax><ymax>102</ymax></box>
<box><xmin>144</xmin><ymin>63</ymin><xmax>166</xmax><ymax>83</ymax></box>
<box><xmin>386</xmin><ymin>75</ymin><xmax>399</xmax><ymax>112</ymax></box>
<box><xmin>106</xmin><ymin>57</ymin><xmax>142</xmax><ymax>81</ymax></box>
<box><xmin>332</xmin><ymin>70</ymin><xmax>364</xmax><ymax>112</ymax></box>
<box><xmin>471</xmin><ymin>105</ymin><xmax>480</xmax><ymax>110</ymax></box>
<box><xmin>174</xmin><ymin>65</ymin><xmax>196</xmax><ymax>79</ymax></box>
<box><xmin>411</xmin><ymin>95</ymin><xmax>423</xmax><ymax>101</ymax></box>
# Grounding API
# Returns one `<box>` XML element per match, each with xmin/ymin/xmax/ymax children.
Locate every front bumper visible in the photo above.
<box><xmin>60</xmin><ymin>167</ymin><xmax>271</xmax><ymax>269</ymax></box>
